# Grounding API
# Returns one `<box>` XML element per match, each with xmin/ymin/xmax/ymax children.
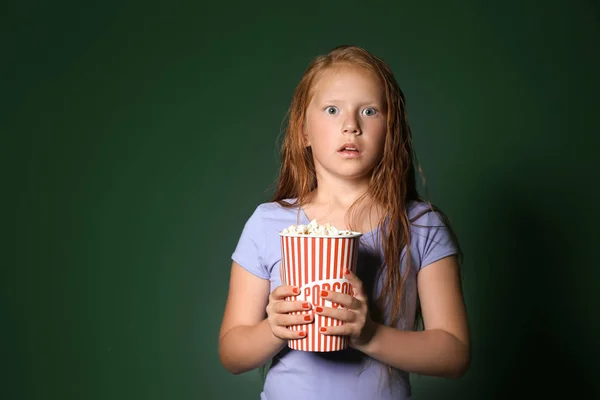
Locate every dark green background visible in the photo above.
<box><xmin>3</xmin><ymin>0</ymin><xmax>599</xmax><ymax>399</ymax></box>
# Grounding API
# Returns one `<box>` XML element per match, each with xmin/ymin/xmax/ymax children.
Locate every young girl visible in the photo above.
<box><xmin>218</xmin><ymin>45</ymin><xmax>470</xmax><ymax>400</ymax></box>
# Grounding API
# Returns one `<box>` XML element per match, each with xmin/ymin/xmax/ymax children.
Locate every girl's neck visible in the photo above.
<box><xmin>308</xmin><ymin>183</ymin><xmax>370</xmax><ymax>210</ymax></box>
<box><xmin>301</xmin><ymin>178</ymin><xmax>384</xmax><ymax>233</ymax></box>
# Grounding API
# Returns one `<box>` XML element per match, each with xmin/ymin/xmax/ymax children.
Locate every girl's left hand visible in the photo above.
<box><xmin>316</xmin><ymin>269</ymin><xmax>377</xmax><ymax>348</ymax></box>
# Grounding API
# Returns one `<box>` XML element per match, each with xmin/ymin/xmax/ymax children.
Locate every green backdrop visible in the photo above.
<box><xmin>3</xmin><ymin>0</ymin><xmax>599</xmax><ymax>399</ymax></box>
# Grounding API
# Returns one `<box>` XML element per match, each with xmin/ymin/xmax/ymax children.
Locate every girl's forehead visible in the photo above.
<box><xmin>314</xmin><ymin>65</ymin><xmax>378</xmax><ymax>85</ymax></box>
<box><xmin>309</xmin><ymin>65</ymin><xmax>384</xmax><ymax>101</ymax></box>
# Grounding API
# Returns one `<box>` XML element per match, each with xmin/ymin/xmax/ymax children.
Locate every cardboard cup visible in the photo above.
<box><xmin>278</xmin><ymin>232</ymin><xmax>362</xmax><ymax>352</ymax></box>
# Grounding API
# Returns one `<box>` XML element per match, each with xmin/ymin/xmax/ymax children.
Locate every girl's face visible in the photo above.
<box><xmin>304</xmin><ymin>65</ymin><xmax>387</xmax><ymax>184</ymax></box>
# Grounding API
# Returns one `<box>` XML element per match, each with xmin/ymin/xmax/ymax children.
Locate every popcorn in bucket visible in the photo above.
<box><xmin>279</xmin><ymin>220</ymin><xmax>362</xmax><ymax>352</ymax></box>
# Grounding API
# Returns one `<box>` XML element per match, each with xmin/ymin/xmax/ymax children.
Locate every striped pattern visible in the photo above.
<box><xmin>279</xmin><ymin>234</ymin><xmax>361</xmax><ymax>352</ymax></box>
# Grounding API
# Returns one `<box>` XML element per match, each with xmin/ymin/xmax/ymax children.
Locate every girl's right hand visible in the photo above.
<box><xmin>266</xmin><ymin>285</ymin><xmax>313</xmax><ymax>340</ymax></box>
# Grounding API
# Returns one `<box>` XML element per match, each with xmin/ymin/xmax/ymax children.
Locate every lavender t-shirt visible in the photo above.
<box><xmin>231</xmin><ymin>199</ymin><xmax>458</xmax><ymax>400</ymax></box>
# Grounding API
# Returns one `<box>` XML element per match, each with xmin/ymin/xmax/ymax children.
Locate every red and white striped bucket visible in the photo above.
<box><xmin>278</xmin><ymin>233</ymin><xmax>362</xmax><ymax>352</ymax></box>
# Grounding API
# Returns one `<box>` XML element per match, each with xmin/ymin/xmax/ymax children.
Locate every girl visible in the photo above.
<box><xmin>218</xmin><ymin>45</ymin><xmax>470</xmax><ymax>400</ymax></box>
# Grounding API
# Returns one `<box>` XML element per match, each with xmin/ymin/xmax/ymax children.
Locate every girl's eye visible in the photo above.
<box><xmin>324</xmin><ymin>106</ymin><xmax>338</xmax><ymax>115</ymax></box>
<box><xmin>363</xmin><ymin>108</ymin><xmax>377</xmax><ymax>116</ymax></box>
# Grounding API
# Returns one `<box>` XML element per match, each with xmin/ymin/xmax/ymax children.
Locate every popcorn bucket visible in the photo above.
<box><xmin>278</xmin><ymin>230</ymin><xmax>362</xmax><ymax>352</ymax></box>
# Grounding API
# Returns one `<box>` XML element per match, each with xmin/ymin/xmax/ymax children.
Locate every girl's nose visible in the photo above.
<box><xmin>343</xmin><ymin>119</ymin><xmax>361</xmax><ymax>135</ymax></box>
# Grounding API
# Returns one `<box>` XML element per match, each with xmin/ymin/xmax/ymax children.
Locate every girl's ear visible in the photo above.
<box><xmin>303</xmin><ymin>130</ymin><xmax>311</xmax><ymax>147</ymax></box>
<box><xmin>302</xmin><ymin>122</ymin><xmax>311</xmax><ymax>147</ymax></box>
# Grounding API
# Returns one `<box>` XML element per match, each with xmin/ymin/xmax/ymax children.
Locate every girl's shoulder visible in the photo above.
<box><xmin>407</xmin><ymin>200</ymin><xmax>451</xmax><ymax>228</ymax></box>
<box><xmin>253</xmin><ymin>198</ymin><xmax>299</xmax><ymax>215</ymax></box>
<box><xmin>246</xmin><ymin>198</ymin><xmax>304</xmax><ymax>227</ymax></box>
<box><xmin>406</xmin><ymin>200</ymin><xmax>461</xmax><ymax>264</ymax></box>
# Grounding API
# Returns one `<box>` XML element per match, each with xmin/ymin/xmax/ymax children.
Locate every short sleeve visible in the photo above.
<box><xmin>231</xmin><ymin>205</ymin><xmax>270</xmax><ymax>279</ymax></box>
<box><xmin>412</xmin><ymin>209</ymin><xmax>459</xmax><ymax>270</ymax></box>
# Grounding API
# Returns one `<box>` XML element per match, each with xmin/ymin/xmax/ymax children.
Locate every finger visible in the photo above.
<box><xmin>275</xmin><ymin>311</ymin><xmax>315</xmax><ymax>327</ymax></box>
<box><xmin>320</xmin><ymin>290</ymin><xmax>361</xmax><ymax>310</ymax></box>
<box><xmin>273</xmin><ymin>300</ymin><xmax>312</xmax><ymax>314</ymax></box>
<box><xmin>314</xmin><ymin>305</ymin><xmax>355</xmax><ymax>322</ymax></box>
<box><xmin>270</xmin><ymin>285</ymin><xmax>301</xmax><ymax>300</ymax></box>
<box><xmin>319</xmin><ymin>324</ymin><xmax>353</xmax><ymax>336</ymax></box>
<box><xmin>274</xmin><ymin>327</ymin><xmax>309</xmax><ymax>340</ymax></box>
<box><xmin>344</xmin><ymin>269</ymin><xmax>367</xmax><ymax>301</ymax></box>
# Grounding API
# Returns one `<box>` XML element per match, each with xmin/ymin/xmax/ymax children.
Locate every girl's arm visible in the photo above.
<box><xmin>218</xmin><ymin>262</ymin><xmax>285</xmax><ymax>374</ymax></box>
<box><xmin>353</xmin><ymin>255</ymin><xmax>470</xmax><ymax>378</ymax></box>
<box><xmin>219</xmin><ymin>262</ymin><xmax>311</xmax><ymax>374</ymax></box>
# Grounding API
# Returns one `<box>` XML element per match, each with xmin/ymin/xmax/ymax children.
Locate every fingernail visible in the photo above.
<box><xmin>299</xmin><ymin>331</ymin><xmax>306</xmax><ymax>337</ymax></box>
<box><xmin>304</xmin><ymin>315</ymin><xmax>312</xmax><ymax>321</ymax></box>
<box><xmin>316</xmin><ymin>306</ymin><xmax>323</xmax><ymax>313</ymax></box>
<box><xmin>320</xmin><ymin>290</ymin><xmax>328</xmax><ymax>297</ymax></box>
<box><xmin>293</xmin><ymin>288</ymin><xmax>300</xmax><ymax>294</ymax></box>
<box><xmin>302</xmin><ymin>302</ymin><xmax>310</xmax><ymax>309</ymax></box>
<box><xmin>320</xmin><ymin>327</ymin><xmax>327</xmax><ymax>333</ymax></box>
<box><xmin>344</xmin><ymin>269</ymin><xmax>350</xmax><ymax>275</ymax></box>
